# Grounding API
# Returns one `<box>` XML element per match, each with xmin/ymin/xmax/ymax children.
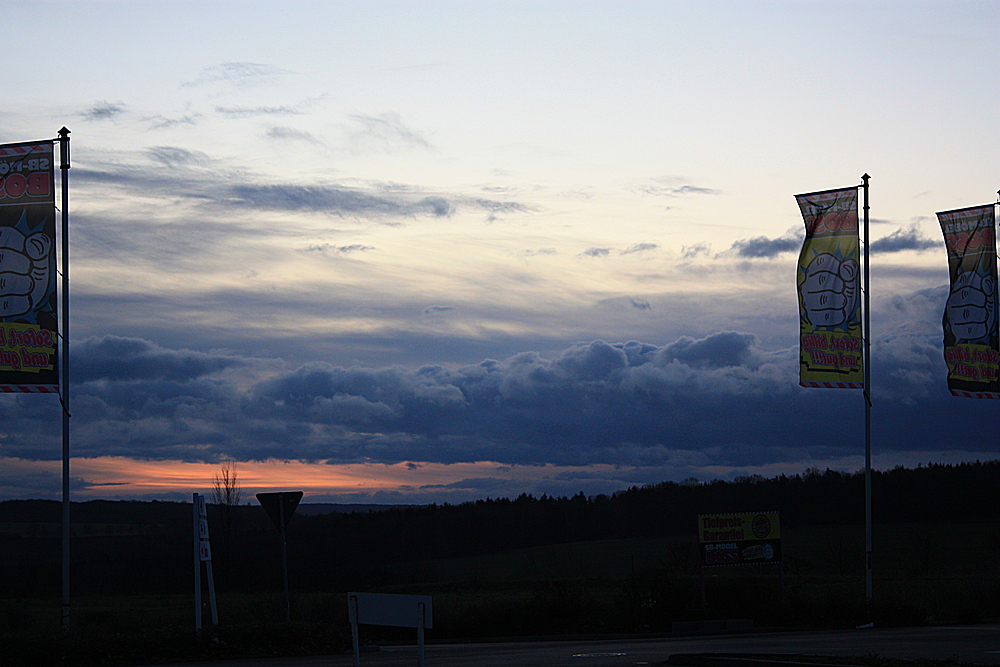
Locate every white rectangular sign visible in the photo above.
<box><xmin>348</xmin><ymin>592</ymin><xmax>432</xmax><ymax>629</ymax></box>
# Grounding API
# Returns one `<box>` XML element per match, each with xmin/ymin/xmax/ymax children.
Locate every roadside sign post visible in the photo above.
<box><xmin>193</xmin><ymin>493</ymin><xmax>218</xmax><ymax>631</ymax></box>
<box><xmin>697</xmin><ymin>511</ymin><xmax>782</xmax><ymax>611</ymax></box>
<box><xmin>348</xmin><ymin>592</ymin><xmax>432</xmax><ymax>667</ymax></box>
<box><xmin>256</xmin><ymin>491</ymin><xmax>303</xmax><ymax>623</ymax></box>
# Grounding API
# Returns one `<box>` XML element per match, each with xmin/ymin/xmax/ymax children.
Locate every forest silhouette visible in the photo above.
<box><xmin>3</xmin><ymin>460</ymin><xmax>999</xmax><ymax>664</ymax></box>
<box><xmin>1</xmin><ymin>461</ymin><xmax>995</xmax><ymax>598</ymax></box>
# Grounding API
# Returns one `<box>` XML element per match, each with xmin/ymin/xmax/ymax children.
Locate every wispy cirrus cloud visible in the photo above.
<box><xmin>623</xmin><ymin>242</ymin><xmax>660</xmax><ymax>255</ymax></box>
<box><xmin>423</xmin><ymin>305</ymin><xmax>455</xmax><ymax>315</ymax></box>
<box><xmin>343</xmin><ymin>112</ymin><xmax>432</xmax><ymax>152</ymax></box>
<box><xmin>266</xmin><ymin>126</ymin><xmax>325</xmax><ymax>145</ymax></box>
<box><xmin>147</xmin><ymin>114</ymin><xmax>201</xmax><ymax>130</ymax></box>
<box><xmin>581</xmin><ymin>243</ymin><xmax>660</xmax><ymax>258</ymax></box>
<box><xmin>73</xmin><ymin>151</ymin><xmax>527</xmax><ymax>226</ymax></box>
<box><xmin>215</xmin><ymin>105</ymin><xmax>303</xmax><ymax>118</ymax></box>
<box><xmin>597</xmin><ymin>296</ymin><xmax>651</xmax><ymax>311</ymax></box>
<box><xmin>145</xmin><ymin>146</ymin><xmax>212</xmax><ymax>168</ymax></box>
<box><xmin>82</xmin><ymin>101</ymin><xmax>127</xmax><ymax>121</ymax></box>
<box><xmin>182</xmin><ymin>62</ymin><xmax>286</xmax><ymax>88</ymax></box>
<box><xmin>303</xmin><ymin>243</ymin><xmax>376</xmax><ymax>254</ymax></box>
<box><xmin>637</xmin><ymin>177</ymin><xmax>721</xmax><ymax>197</ymax></box>
<box><xmin>681</xmin><ymin>242</ymin><xmax>711</xmax><ymax>259</ymax></box>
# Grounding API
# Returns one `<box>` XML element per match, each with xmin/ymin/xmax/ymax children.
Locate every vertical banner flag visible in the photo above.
<box><xmin>795</xmin><ymin>187</ymin><xmax>862</xmax><ymax>388</ymax></box>
<box><xmin>937</xmin><ymin>204</ymin><xmax>999</xmax><ymax>398</ymax></box>
<box><xmin>0</xmin><ymin>140</ymin><xmax>58</xmax><ymax>392</ymax></box>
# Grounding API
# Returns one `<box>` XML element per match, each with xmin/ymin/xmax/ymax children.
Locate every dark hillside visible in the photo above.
<box><xmin>2</xmin><ymin>460</ymin><xmax>998</xmax><ymax>599</ymax></box>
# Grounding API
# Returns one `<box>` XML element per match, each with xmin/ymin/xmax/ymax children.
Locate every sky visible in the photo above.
<box><xmin>1</xmin><ymin>0</ymin><xmax>998</xmax><ymax>504</ymax></box>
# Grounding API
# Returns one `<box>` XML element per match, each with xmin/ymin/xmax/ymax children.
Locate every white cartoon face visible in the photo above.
<box><xmin>947</xmin><ymin>268</ymin><xmax>996</xmax><ymax>342</ymax></box>
<box><xmin>0</xmin><ymin>226</ymin><xmax>51</xmax><ymax>318</ymax></box>
<box><xmin>799</xmin><ymin>253</ymin><xmax>859</xmax><ymax>329</ymax></box>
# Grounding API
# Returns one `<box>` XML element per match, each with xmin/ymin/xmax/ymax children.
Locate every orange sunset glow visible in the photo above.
<box><xmin>0</xmin><ymin>456</ymin><xmax>640</xmax><ymax>503</ymax></box>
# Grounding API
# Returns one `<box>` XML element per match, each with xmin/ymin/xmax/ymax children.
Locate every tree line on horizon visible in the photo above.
<box><xmin>1</xmin><ymin>460</ymin><xmax>996</xmax><ymax>598</ymax></box>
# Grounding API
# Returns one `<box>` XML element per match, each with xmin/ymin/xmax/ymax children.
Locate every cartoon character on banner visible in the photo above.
<box><xmin>799</xmin><ymin>252</ymin><xmax>859</xmax><ymax>329</ymax></box>
<box><xmin>945</xmin><ymin>263</ymin><xmax>997</xmax><ymax>344</ymax></box>
<box><xmin>0</xmin><ymin>222</ymin><xmax>52</xmax><ymax>321</ymax></box>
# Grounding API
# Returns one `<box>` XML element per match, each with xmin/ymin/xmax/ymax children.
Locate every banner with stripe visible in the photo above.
<box><xmin>795</xmin><ymin>186</ymin><xmax>862</xmax><ymax>388</ymax></box>
<box><xmin>0</xmin><ymin>140</ymin><xmax>58</xmax><ymax>392</ymax></box>
<box><xmin>937</xmin><ymin>204</ymin><xmax>999</xmax><ymax>398</ymax></box>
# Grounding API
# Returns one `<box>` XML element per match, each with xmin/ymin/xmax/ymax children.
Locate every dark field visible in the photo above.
<box><xmin>2</xmin><ymin>463</ymin><xmax>999</xmax><ymax>665</ymax></box>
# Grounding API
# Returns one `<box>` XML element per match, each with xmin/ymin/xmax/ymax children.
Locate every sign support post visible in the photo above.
<box><xmin>697</xmin><ymin>512</ymin><xmax>782</xmax><ymax>610</ymax></box>
<box><xmin>348</xmin><ymin>593</ymin><xmax>432</xmax><ymax>667</ymax></box>
<box><xmin>58</xmin><ymin>127</ymin><xmax>71</xmax><ymax>631</ymax></box>
<box><xmin>862</xmin><ymin>174</ymin><xmax>873</xmax><ymax>608</ymax></box>
<box><xmin>279</xmin><ymin>497</ymin><xmax>290</xmax><ymax>622</ymax></box>
<box><xmin>256</xmin><ymin>491</ymin><xmax>303</xmax><ymax>623</ymax></box>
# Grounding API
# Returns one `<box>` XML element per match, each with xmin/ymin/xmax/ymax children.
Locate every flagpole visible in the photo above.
<box><xmin>58</xmin><ymin>127</ymin><xmax>71</xmax><ymax>630</ymax></box>
<box><xmin>862</xmin><ymin>173</ymin><xmax>872</xmax><ymax>608</ymax></box>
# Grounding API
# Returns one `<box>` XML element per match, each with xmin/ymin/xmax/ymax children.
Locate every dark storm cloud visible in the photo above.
<box><xmin>661</xmin><ymin>332</ymin><xmax>759</xmax><ymax>368</ymax></box>
<box><xmin>73</xmin><ymin>335</ymin><xmax>246</xmax><ymax>383</ymax></box>
<box><xmin>870</xmin><ymin>224</ymin><xmax>941</xmax><ymax>253</ymax></box>
<box><xmin>3</xmin><ymin>317</ymin><xmax>979</xmax><ymax>470</ymax></box>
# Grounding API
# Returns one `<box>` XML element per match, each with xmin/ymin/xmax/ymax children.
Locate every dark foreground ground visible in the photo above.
<box><xmin>140</xmin><ymin>625</ymin><xmax>1000</xmax><ymax>667</ymax></box>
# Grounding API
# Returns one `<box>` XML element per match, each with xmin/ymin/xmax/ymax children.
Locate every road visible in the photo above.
<box><xmin>145</xmin><ymin>625</ymin><xmax>1000</xmax><ymax>666</ymax></box>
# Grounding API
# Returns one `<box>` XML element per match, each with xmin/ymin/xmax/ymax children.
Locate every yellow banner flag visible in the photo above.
<box><xmin>795</xmin><ymin>187</ymin><xmax>862</xmax><ymax>388</ymax></box>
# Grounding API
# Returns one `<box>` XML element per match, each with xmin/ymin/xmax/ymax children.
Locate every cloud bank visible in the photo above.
<box><xmin>1</xmin><ymin>321</ymin><xmax>985</xmax><ymax>479</ymax></box>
